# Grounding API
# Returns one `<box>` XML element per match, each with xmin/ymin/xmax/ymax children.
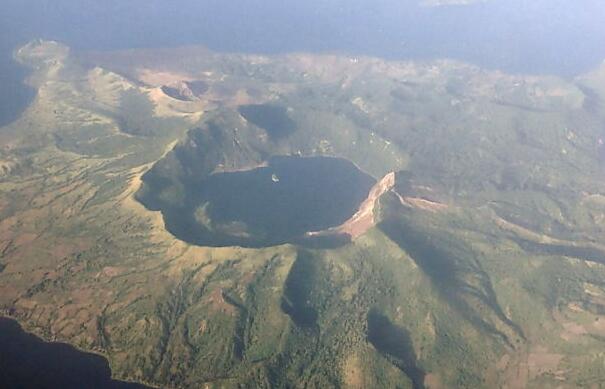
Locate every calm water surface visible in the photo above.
<box><xmin>161</xmin><ymin>156</ymin><xmax>375</xmax><ymax>247</ymax></box>
<box><xmin>0</xmin><ymin>317</ymin><xmax>150</xmax><ymax>389</ymax></box>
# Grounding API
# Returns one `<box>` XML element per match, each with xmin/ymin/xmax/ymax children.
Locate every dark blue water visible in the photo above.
<box><xmin>1</xmin><ymin>0</ymin><xmax>605</xmax><ymax>127</ymax></box>
<box><xmin>156</xmin><ymin>156</ymin><xmax>375</xmax><ymax>247</ymax></box>
<box><xmin>0</xmin><ymin>317</ymin><xmax>150</xmax><ymax>389</ymax></box>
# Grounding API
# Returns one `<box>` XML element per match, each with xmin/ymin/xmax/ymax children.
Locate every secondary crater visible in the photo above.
<box><xmin>139</xmin><ymin>155</ymin><xmax>375</xmax><ymax>248</ymax></box>
<box><xmin>238</xmin><ymin>104</ymin><xmax>296</xmax><ymax>139</ymax></box>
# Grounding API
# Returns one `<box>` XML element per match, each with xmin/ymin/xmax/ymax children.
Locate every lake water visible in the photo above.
<box><xmin>1</xmin><ymin>0</ymin><xmax>605</xmax><ymax>127</ymax></box>
<box><xmin>162</xmin><ymin>156</ymin><xmax>376</xmax><ymax>247</ymax></box>
<box><xmin>0</xmin><ymin>317</ymin><xmax>150</xmax><ymax>389</ymax></box>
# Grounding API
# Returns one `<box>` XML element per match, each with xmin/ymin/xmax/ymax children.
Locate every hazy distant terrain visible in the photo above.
<box><xmin>1</xmin><ymin>37</ymin><xmax>605</xmax><ymax>387</ymax></box>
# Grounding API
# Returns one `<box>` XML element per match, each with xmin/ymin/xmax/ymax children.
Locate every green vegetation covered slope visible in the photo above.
<box><xmin>2</xmin><ymin>40</ymin><xmax>605</xmax><ymax>388</ymax></box>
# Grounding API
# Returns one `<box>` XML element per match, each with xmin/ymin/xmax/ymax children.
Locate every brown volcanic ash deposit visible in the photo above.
<box><xmin>306</xmin><ymin>171</ymin><xmax>449</xmax><ymax>241</ymax></box>
<box><xmin>307</xmin><ymin>172</ymin><xmax>396</xmax><ymax>239</ymax></box>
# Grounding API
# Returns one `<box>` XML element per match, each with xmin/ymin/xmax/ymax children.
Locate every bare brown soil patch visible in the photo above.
<box><xmin>424</xmin><ymin>373</ymin><xmax>443</xmax><ymax>389</ymax></box>
<box><xmin>206</xmin><ymin>288</ymin><xmax>236</xmax><ymax>315</ymax></box>
<box><xmin>399</xmin><ymin>196</ymin><xmax>448</xmax><ymax>212</ymax></box>
<box><xmin>527</xmin><ymin>347</ymin><xmax>564</xmax><ymax>381</ymax></box>
<box><xmin>493</xmin><ymin>345</ymin><xmax>565</xmax><ymax>389</ymax></box>
<box><xmin>343</xmin><ymin>353</ymin><xmax>365</xmax><ymax>389</ymax></box>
